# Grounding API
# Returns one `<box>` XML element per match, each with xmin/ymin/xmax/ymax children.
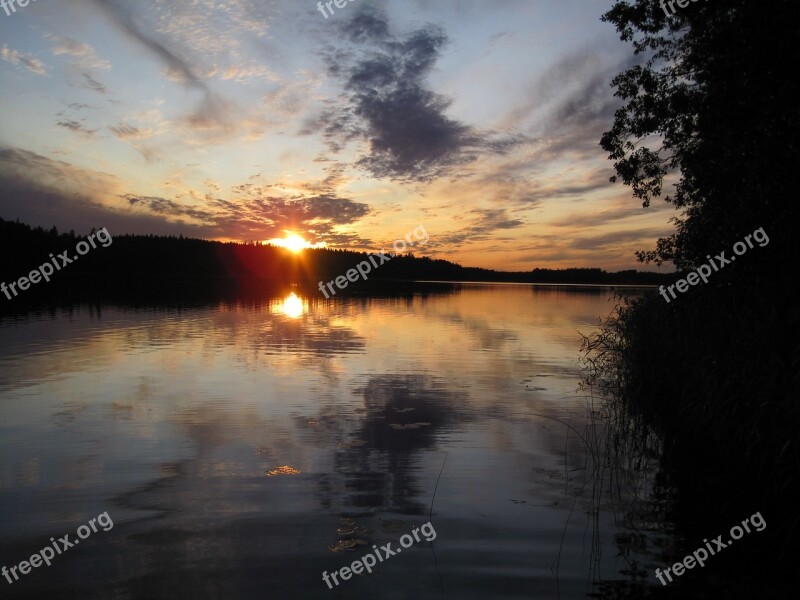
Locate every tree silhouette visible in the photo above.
<box><xmin>591</xmin><ymin>0</ymin><xmax>800</xmax><ymax>575</ymax></box>
<box><xmin>601</xmin><ymin>0</ymin><xmax>799</xmax><ymax>274</ymax></box>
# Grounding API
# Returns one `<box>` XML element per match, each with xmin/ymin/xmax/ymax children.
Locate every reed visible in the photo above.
<box><xmin>581</xmin><ymin>283</ymin><xmax>800</xmax><ymax>566</ymax></box>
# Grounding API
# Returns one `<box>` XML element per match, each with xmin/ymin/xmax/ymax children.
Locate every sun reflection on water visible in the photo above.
<box><xmin>277</xmin><ymin>292</ymin><xmax>305</xmax><ymax>319</ymax></box>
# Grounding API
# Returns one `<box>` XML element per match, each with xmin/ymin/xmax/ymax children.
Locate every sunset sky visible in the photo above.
<box><xmin>0</xmin><ymin>0</ymin><xmax>674</xmax><ymax>271</ymax></box>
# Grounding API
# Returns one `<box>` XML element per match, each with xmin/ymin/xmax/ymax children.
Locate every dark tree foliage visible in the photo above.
<box><xmin>590</xmin><ymin>1</ymin><xmax>800</xmax><ymax>578</ymax></box>
<box><xmin>601</xmin><ymin>0</ymin><xmax>800</xmax><ymax>272</ymax></box>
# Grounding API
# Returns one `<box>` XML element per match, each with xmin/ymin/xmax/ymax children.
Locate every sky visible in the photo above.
<box><xmin>0</xmin><ymin>0</ymin><xmax>675</xmax><ymax>271</ymax></box>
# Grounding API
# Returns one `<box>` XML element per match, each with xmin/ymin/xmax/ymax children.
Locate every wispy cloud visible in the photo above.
<box><xmin>570</xmin><ymin>228</ymin><xmax>670</xmax><ymax>251</ymax></box>
<box><xmin>56</xmin><ymin>119</ymin><xmax>98</xmax><ymax>138</ymax></box>
<box><xmin>433</xmin><ymin>208</ymin><xmax>526</xmax><ymax>248</ymax></box>
<box><xmin>86</xmin><ymin>0</ymin><xmax>205</xmax><ymax>90</ymax></box>
<box><xmin>46</xmin><ymin>33</ymin><xmax>111</xmax><ymax>70</ymax></box>
<box><xmin>79</xmin><ymin>72</ymin><xmax>109</xmax><ymax>95</ymax></box>
<box><xmin>108</xmin><ymin>123</ymin><xmax>152</xmax><ymax>141</ymax></box>
<box><xmin>0</xmin><ymin>45</ymin><xmax>47</xmax><ymax>76</ymax></box>
<box><xmin>84</xmin><ymin>0</ymin><xmax>231</xmax><ymax>130</ymax></box>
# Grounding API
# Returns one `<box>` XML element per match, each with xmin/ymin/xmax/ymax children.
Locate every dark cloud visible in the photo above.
<box><xmin>341</xmin><ymin>10</ymin><xmax>391</xmax><ymax>43</ymax></box>
<box><xmin>322</xmin><ymin>8</ymin><xmax>527</xmax><ymax>183</ymax></box>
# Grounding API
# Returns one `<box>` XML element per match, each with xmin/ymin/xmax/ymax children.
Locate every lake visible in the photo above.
<box><xmin>0</xmin><ymin>283</ymin><xmax>667</xmax><ymax>599</ymax></box>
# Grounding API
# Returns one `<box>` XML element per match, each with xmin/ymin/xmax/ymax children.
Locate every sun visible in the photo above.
<box><xmin>283</xmin><ymin>233</ymin><xmax>307</xmax><ymax>253</ymax></box>
<box><xmin>265</xmin><ymin>232</ymin><xmax>327</xmax><ymax>253</ymax></box>
<box><xmin>267</xmin><ymin>232</ymin><xmax>311</xmax><ymax>253</ymax></box>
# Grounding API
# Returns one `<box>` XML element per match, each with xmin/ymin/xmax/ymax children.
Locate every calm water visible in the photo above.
<box><xmin>0</xmin><ymin>284</ymin><xmax>666</xmax><ymax>599</ymax></box>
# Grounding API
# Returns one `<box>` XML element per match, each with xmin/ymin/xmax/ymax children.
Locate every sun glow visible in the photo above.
<box><xmin>266</xmin><ymin>232</ymin><xmax>324</xmax><ymax>253</ymax></box>
<box><xmin>283</xmin><ymin>234</ymin><xmax>307</xmax><ymax>253</ymax></box>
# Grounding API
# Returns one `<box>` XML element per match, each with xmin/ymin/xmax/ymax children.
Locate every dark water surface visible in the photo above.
<box><xmin>0</xmin><ymin>284</ymin><xmax>666</xmax><ymax>599</ymax></box>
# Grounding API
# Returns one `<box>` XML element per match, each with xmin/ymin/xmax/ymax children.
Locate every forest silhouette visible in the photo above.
<box><xmin>0</xmin><ymin>216</ymin><xmax>670</xmax><ymax>308</ymax></box>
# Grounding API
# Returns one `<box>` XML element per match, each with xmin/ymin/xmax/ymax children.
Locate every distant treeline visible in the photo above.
<box><xmin>0</xmin><ymin>217</ymin><xmax>670</xmax><ymax>303</ymax></box>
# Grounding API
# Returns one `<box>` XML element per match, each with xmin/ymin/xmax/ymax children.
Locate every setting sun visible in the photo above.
<box><xmin>283</xmin><ymin>234</ymin><xmax>307</xmax><ymax>253</ymax></box>
<box><xmin>266</xmin><ymin>232</ymin><xmax>323</xmax><ymax>253</ymax></box>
